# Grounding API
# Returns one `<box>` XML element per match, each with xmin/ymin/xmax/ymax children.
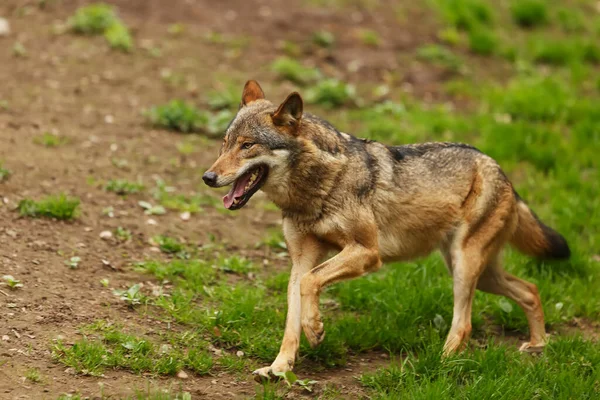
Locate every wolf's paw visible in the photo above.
<box><xmin>252</xmin><ymin>361</ymin><xmax>292</xmax><ymax>383</ymax></box>
<box><xmin>519</xmin><ymin>341</ymin><xmax>546</xmax><ymax>353</ymax></box>
<box><xmin>302</xmin><ymin>317</ymin><xmax>325</xmax><ymax>348</ymax></box>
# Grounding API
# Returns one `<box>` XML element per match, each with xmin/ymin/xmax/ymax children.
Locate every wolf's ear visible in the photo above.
<box><xmin>272</xmin><ymin>92</ymin><xmax>303</xmax><ymax>130</ymax></box>
<box><xmin>241</xmin><ymin>80</ymin><xmax>265</xmax><ymax>106</ymax></box>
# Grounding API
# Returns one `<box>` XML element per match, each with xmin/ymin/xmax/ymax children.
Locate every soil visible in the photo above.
<box><xmin>0</xmin><ymin>0</ymin><xmax>577</xmax><ymax>399</ymax></box>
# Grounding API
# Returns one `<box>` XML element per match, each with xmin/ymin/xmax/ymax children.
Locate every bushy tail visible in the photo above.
<box><xmin>510</xmin><ymin>196</ymin><xmax>570</xmax><ymax>260</ymax></box>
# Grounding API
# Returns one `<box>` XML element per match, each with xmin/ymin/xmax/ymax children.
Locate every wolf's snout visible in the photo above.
<box><xmin>202</xmin><ymin>171</ymin><xmax>218</xmax><ymax>187</ymax></box>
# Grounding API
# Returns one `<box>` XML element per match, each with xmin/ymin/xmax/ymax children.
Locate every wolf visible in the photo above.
<box><xmin>202</xmin><ymin>80</ymin><xmax>570</xmax><ymax>379</ymax></box>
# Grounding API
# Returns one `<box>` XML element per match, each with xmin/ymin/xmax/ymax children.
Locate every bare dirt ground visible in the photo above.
<box><xmin>0</xmin><ymin>0</ymin><xmax>542</xmax><ymax>398</ymax></box>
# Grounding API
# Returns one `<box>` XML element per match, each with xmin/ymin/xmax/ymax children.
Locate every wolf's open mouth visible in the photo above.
<box><xmin>223</xmin><ymin>165</ymin><xmax>268</xmax><ymax>210</ymax></box>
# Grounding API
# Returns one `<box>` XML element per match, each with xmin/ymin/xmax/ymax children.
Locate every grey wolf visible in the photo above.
<box><xmin>202</xmin><ymin>80</ymin><xmax>570</xmax><ymax>379</ymax></box>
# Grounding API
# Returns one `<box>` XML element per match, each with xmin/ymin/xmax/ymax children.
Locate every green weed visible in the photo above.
<box><xmin>145</xmin><ymin>100</ymin><xmax>207</xmax><ymax>133</ymax></box>
<box><xmin>0</xmin><ymin>163</ymin><xmax>11</xmax><ymax>182</ymax></box>
<box><xmin>69</xmin><ymin>3</ymin><xmax>133</xmax><ymax>52</ymax></box>
<box><xmin>416</xmin><ymin>44</ymin><xmax>463</xmax><ymax>71</ymax></box>
<box><xmin>360</xmin><ymin>337</ymin><xmax>600</xmax><ymax>399</ymax></box>
<box><xmin>152</xmin><ymin>235</ymin><xmax>185</xmax><ymax>255</ymax></box>
<box><xmin>312</xmin><ymin>30</ymin><xmax>335</xmax><ymax>48</ymax></box>
<box><xmin>52</xmin><ymin>323</ymin><xmax>213</xmax><ymax>376</ymax></box>
<box><xmin>69</xmin><ymin>3</ymin><xmax>117</xmax><ymax>34</ymax></box>
<box><xmin>104</xmin><ymin>22</ymin><xmax>133</xmax><ymax>52</ymax></box>
<box><xmin>305</xmin><ymin>79</ymin><xmax>355</xmax><ymax>108</ymax></box>
<box><xmin>25</xmin><ymin>368</ymin><xmax>42</xmax><ymax>383</ymax></box>
<box><xmin>433</xmin><ymin>0</ymin><xmax>494</xmax><ymax>32</ymax></box>
<box><xmin>105</xmin><ymin>179</ymin><xmax>144</xmax><ymax>195</ymax></box>
<box><xmin>2</xmin><ymin>275</ymin><xmax>23</xmax><ymax>289</ymax></box>
<box><xmin>34</xmin><ymin>132</ymin><xmax>68</xmax><ymax>147</ymax></box>
<box><xmin>17</xmin><ymin>194</ymin><xmax>80</xmax><ymax>220</ymax></box>
<box><xmin>468</xmin><ymin>28</ymin><xmax>497</xmax><ymax>56</ymax></box>
<box><xmin>271</xmin><ymin>57</ymin><xmax>320</xmax><ymax>85</ymax></box>
<box><xmin>510</xmin><ymin>0</ymin><xmax>548</xmax><ymax>28</ymax></box>
<box><xmin>358</xmin><ymin>29</ymin><xmax>381</xmax><ymax>47</ymax></box>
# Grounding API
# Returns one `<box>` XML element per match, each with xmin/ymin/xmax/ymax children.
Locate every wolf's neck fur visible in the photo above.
<box><xmin>262</xmin><ymin>123</ymin><xmax>347</xmax><ymax>222</ymax></box>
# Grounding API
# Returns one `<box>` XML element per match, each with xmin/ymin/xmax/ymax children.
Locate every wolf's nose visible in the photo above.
<box><xmin>202</xmin><ymin>171</ymin><xmax>218</xmax><ymax>187</ymax></box>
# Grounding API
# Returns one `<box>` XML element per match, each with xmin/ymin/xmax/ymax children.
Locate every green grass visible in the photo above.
<box><xmin>358</xmin><ymin>29</ymin><xmax>381</xmax><ymax>47</ymax></box>
<box><xmin>52</xmin><ymin>321</ymin><xmax>213</xmax><ymax>376</ymax></box>
<box><xmin>145</xmin><ymin>101</ymin><xmax>231</xmax><ymax>136</ymax></box>
<box><xmin>432</xmin><ymin>0</ymin><xmax>494</xmax><ymax>32</ymax></box>
<box><xmin>152</xmin><ymin>235</ymin><xmax>185</xmax><ymax>254</ymax></box>
<box><xmin>271</xmin><ymin>57</ymin><xmax>321</xmax><ymax>85</ymax></box>
<box><xmin>104</xmin><ymin>22</ymin><xmax>133</xmax><ymax>52</ymax></box>
<box><xmin>312</xmin><ymin>30</ymin><xmax>335</xmax><ymax>48</ymax></box>
<box><xmin>17</xmin><ymin>194</ymin><xmax>80</xmax><ymax>220</ymax></box>
<box><xmin>305</xmin><ymin>79</ymin><xmax>355</xmax><ymax>108</ymax></box>
<box><xmin>0</xmin><ymin>162</ymin><xmax>11</xmax><ymax>182</ymax></box>
<box><xmin>34</xmin><ymin>132</ymin><xmax>68</xmax><ymax>147</ymax></box>
<box><xmin>69</xmin><ymin>3</ymin><xmax>118</xmax><ymax>35</ymax></box>
<box><xmin>510</xmin><ymin>0</ymin><xmax>548</xmax><ymax>28</ymax></box>
<box><xmin>145</xmin><ymin>100</ymin><xmax>207</xmax><ymax>133</ymax></box>
<box><xmin>468</xmin><ymin>28</ymin><xmax>497</xmax><ymax>56</ymax></box>
<box><xmin>360</xmin><ymin>337</ymin><xmax>600</xmax><ymax>399</ymax></box>
<box><xmin>105</xmin><ymin>179</ymin><xmax>144</xmax><ymax>195</ymax></box>
<box><xmin>25</xmin><ymin>368</ymin><xmax>42</xmax><ymax>383</ymax></box>
<box><xmin>69</xmin><ymin>3</ymin><xmax>133</xmax><ymax>52</ymax></box>
<box><xmin>416</xmin><ymin>44</ymin><xmax>463</xmax><ymax>72</ymax></box>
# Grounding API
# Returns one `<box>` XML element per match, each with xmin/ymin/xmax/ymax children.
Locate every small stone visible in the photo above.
<box><xmin>236</xmin><ymin>350</ymin><xmax>244</xmax><ymax>358</ymax></box>
<box><xmin>99</xmin><ymin>231</ymin><xmax>113</xmax><ymax>240</ymax></box>
<box><xmin>64</xmin><ymin>367</ymin><xmax>76</xmax><ymax>375</ymax></box>
<box><xmin>211</xmin><ymin>379</ymin><xmax>218</xmax><ymax>385</ymax></box>
<box><xmin>180</xmin><ymin>211</ymin><xmax>191</xmax><ymax>221</ymax></box>
<box><xmin>146</xmin><ymin>219</ymin><xmax>158</xmax><ymax>225</ymax></box>
<box><xmin>0</xmin><ymin>18</ymin><xmax>10</xmax><ymax>36</ymax></box>
<box><xmin>1</xmin><ymin>335</ymin><xmax>9</xmax><ymax>341</ymax></box>
<box><xmin>177</xmin><ymin>370</ymin><xmax>189</xmax><ymax>379</ymax></box>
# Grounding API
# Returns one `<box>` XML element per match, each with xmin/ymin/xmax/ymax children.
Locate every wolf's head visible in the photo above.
<box><xmin>202</xmin><ymin>80</ymin><xmax>303</xmax><ymax>210</ymax></box>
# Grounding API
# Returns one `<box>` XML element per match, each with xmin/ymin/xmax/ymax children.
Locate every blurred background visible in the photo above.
<box><xmin>0</xmin><ymin>0</ymin><xmax>599</xmax><ymax>399</ymax></box>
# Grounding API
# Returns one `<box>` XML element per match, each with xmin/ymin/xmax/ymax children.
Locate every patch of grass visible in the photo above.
<box><xmin>557</xmin><ymin>8</ymin><xmax>586</xmax><ymax>33</ymax></box>
<box><xmin>0</xmin><ymin>162</ymin><xmax>11</xmax><ymax>182</ymax></box>
<box><xmin>34</xmin><ymin>132</ymin><xmax>68</xmax><ymax>147</ymax></box>
<box><xmin>145</xmin><ymin>101</ymin><xmax>230</xmax><ymax>136</ymax></box>
<box><xmin>69</xmin><ymin>3</ymin><xmax>117</xmax><ymax>34</ymax></box>
<box><xmin>468</xmin><ymin>28</ymin><xmax>497</xmax><ymax>56</ymax></box>
<box><xmin>152</xmin><ymin>235</ymin><xmax>185</xmax><ymax>254</ymax></box>
<box><xmin>25</xmin><ymin>368</ymin><xmax>42</xmax><ymax>383</ymax></box>
<box><xmin>115</xmin><ymin>227</ymin><xmax>132</xmax><ymax>242</ymax></box>
<box><xmin>312</xmin><ymin>30</ymin><xmax>335</xmax><ymax>48</ymax></box>
<box><xmin>416</xmin><ymin>44</ymin><xmax>463</xmax><ymax>71</ymax></box>
<box><xmin>2</xmin><ymin>275</ymin><xmax>23</xmax><ymax>289</ymax></box>
<box><xmin>360</xmin><ymin>337</ymin><xmax>600</xmax><ymax>399</ymax></box>
<box><xmin>105</xmin><ymin>179</ymin><xmax>144</xmax><ymax>195</ymax></box>
<box><xmin>206</xmin><ymin>85</ymin><xmax>239</xmax><ymax>111</ymax></box>
<box><xmin>305</xmin><ymin>79</ymin><xmax>355</xmax><ymax>108</ymax></box>
<box><xmin>358</xmin><ymin>29</ymin><xmax>381</xmax><ymax>47</ymax></box>
<box><xmin>52</xmin><ymin>322</ymin><xmax>213</xmax><ymax>376</ymax></box>
<box><xmin>145</xmin><ymin>100</ymin><xmax>207</xmax><ymax>133</ymax></box>
<box><xmin>17</xmin><ymin>194</ymin><xmax>80</xmax><ymax>220</ymax></box>
<box><xmin>271</xmin><ymin>57</ymin><xmax>321</xmax><ymax>85</ymax></box>
<box><xmin>433</xmin><ymin>0</ymin><xmax>494</xmax><ymax>32</ymax></box>
<box><xmin>510</xmin><ymin>0</ymin><xmax>548</xmax><ymax>28</ymax></box>
<box><xmin>68</xmin><ymin>3</ymin><xmax>133</xmax><ymax>52</ymax></box>
<box><xmin>104</xmin><ymin>22</ymin><xmax>133</xmax><ymax>52</ymax></box>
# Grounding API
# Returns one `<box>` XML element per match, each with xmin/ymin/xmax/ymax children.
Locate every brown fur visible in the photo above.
<box><xmin>202</xmin><ymin>81</ymin><xmax>571</xmax><ymax>380</ymax></box>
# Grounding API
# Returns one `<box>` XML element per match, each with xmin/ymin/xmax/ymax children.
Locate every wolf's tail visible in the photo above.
<box><xmin>510</xmin><ymin>194</ymin><xmax>570</xmax><ymax>260</ymax></box>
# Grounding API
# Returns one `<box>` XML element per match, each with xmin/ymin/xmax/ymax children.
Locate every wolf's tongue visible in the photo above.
<box><xmin>223</xmin><ymin>172</ymin><xmax>253</xmax><ymax>209</ymax></box>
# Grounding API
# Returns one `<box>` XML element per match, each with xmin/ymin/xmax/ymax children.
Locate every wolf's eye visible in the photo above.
<box><xmin>241</xmin><ymin>142</ymin><xmax>254</xmax><ymax>150</ymax></box>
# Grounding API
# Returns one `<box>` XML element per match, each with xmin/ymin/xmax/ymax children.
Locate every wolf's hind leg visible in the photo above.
<box><xmin>477</xmin><ymin>256</ymin><xmax>546</xmax><ymax>352</ymax></box>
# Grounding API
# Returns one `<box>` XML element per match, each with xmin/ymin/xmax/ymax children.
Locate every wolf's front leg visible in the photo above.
<box><xmin>253</xmin><ymin>227</ymin><xmax>326</xmax><ymax>381</ymax></box>
<box><xmin>300</xmin><ymin>242</ymin><xmax>382</xmax><ymax>348</ymax></box>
